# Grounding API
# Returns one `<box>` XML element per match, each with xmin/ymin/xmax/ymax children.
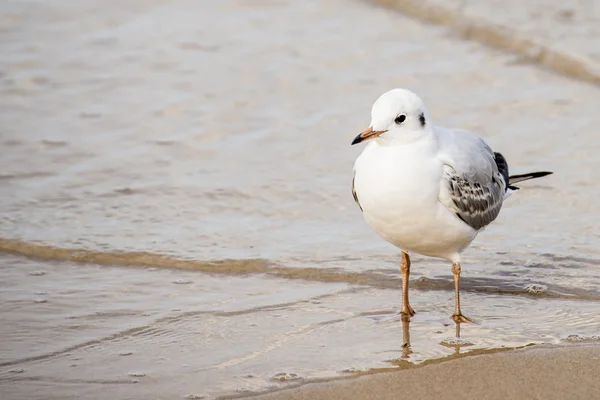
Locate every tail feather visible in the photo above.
<box><xmin>507</xmin><ymin>171</ymin><xmax>553</xmax><ymax>190</ymax></box>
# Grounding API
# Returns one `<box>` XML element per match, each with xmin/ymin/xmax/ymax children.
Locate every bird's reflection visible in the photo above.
<box><xmin>400</xmin><ymin>317</ymin><xmax>468</xmax><ymax>359</ymax></box>
<box><xmin>451</xmin><ymin>320</ymin><xmax>467</xmax><ymax>355</ymax></box>
<box><xmin>455</xmin><ymin>320</ymin><xmax>462</xmax><ymax>339</ymax></box>
<box><xmin>400</xmin><ymin>318</ymin><xmax>413</xmax><ymax>359</ymax></box>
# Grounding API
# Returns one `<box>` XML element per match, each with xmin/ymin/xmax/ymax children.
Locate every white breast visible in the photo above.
<box><xmin>353</xmin><ymin>139</ymin><xmax>477</xmax><ymax>261</ymax></box>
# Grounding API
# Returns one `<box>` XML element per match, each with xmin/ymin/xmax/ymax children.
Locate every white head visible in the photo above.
<box><xmin>351</xmin><ymin>88</ymin><xmax>431</xmax><ymax>146</ymax></box>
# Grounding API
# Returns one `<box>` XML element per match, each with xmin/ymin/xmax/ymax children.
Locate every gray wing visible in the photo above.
<box><xmin>436</xmin><ymin>127</ymin><xmax>507</xmax><ymax>231</ymax></box>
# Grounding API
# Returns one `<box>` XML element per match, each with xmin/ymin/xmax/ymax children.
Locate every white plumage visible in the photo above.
<box><xmin>351</xmin><ymin>88</ymin><xmax>551</xmax><ymax>321</ymax></box>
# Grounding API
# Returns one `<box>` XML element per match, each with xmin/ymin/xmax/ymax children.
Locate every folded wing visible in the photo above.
<box><xmin>436</xmin><ymin>127</ymin><xmax>507</xmax><ymax>231</ymax></box>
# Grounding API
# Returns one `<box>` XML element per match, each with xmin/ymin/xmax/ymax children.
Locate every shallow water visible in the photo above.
<box><xmin>1</xmin><ymin>0</ymin><xmax>599</xmax><ymax>399</ymax></box>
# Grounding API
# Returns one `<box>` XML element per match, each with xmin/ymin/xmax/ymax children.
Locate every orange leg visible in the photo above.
<box><xmin>451</xmin><ymin>262</ymin><xmax>472</xmax><ymax>323</ymax></box>
<box><xmin>400</xmin><ymin>251</ymin><xmax>416</xmax><ymax>319</ymax></box>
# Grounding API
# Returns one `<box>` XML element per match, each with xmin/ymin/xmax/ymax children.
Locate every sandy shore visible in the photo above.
<box><xmin>255</xmin><ymin>344</ymin><xmax>600</xmax><ymax>400</ymax></box>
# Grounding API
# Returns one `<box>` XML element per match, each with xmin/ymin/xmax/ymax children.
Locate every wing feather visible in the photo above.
<box><xmin>436</xmin><ymin>127</ymin><xmax>507</xmax><ymax>231</ymax></box>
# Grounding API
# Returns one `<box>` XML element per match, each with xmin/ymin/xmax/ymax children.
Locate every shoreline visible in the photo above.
<box><xmin>251</xmin><ymin>343</ymin><xmax>600</xmax><ymax>400</ymax></box>
<box><xmin>3</xmin><ymin>253</ymin><xmax>599</xmax><ymax>399</ymax></box>
<box><xmin>1</xmin><ymin>239</ymin><xmax>598</xmax><ymax>301</ymax></box>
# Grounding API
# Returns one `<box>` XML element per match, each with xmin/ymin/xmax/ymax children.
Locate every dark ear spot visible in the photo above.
<box><xmin>419</xmin><ymin>113</ymin><xmax>426</xmax><ymax>127</ymax></box>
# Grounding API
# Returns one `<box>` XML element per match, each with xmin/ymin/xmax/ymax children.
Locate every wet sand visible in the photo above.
<box><xmin>1</xmin><ymin>0</ymin><xmax>600</xmax><ymax>399</ymax></box>
<box><xmin>255</xmin><ymin>345</ymin><xmax>600</xmax><ymax>400</ymax></box>
<box><xmin>2</xmin><ymin>252</ymin><xmax>599</xmax><ymax>399</ymax></box>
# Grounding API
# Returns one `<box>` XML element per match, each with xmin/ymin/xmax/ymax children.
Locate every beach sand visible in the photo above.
<box><xmin>256</xmin><ymin>345</ymin><xmax>600</xmax><ymax>400</ymax></box>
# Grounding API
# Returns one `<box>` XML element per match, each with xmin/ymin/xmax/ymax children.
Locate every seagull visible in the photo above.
<box><xmin>351</xmin><ymin>88</ymin><xmax>552</xmax><ymax>322</ymax></box>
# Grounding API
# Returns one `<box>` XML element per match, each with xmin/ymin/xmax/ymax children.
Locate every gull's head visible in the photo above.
<box><xmin>351</xmin><ymin>88</ymin><xmax>430</xmax><ymax>145</ymax></box>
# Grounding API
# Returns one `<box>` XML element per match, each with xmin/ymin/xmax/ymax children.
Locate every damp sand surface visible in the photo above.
<box><xmin>2</xmin><ymin>255</ymin><xmax>600</xmax><ymax>399</ymax></box>
<box><xmin>1</xmin><ymin>0</ymin><xmax>600</xmax><ymax>399</ymax></box>
<box><xmin>255</xmin><ymin>344</ymin><xmax>600</xmax><ymax>400</ymax></box>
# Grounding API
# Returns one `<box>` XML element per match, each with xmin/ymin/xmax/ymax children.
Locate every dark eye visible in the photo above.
<box><xmin>394</xmin><ymin>114</ymin><xmax>406</xmax><ymax>124</ymax></box>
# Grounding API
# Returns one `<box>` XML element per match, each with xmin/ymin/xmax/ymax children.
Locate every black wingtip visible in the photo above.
<box><xmin>529</xmin><ymin>171</ymin><xmax>553</xmax><ymax>178</ymax></box>
<box><xmin>508</xmin><ymin>171</ymin><xmax>553</xmax><ymax>185</ymax></box>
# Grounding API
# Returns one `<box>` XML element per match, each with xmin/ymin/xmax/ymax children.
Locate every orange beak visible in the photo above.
<box><xmin>351</xmin><ymin>126</ymin><xmax>387</xmax><ymax>145</ymax></box>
